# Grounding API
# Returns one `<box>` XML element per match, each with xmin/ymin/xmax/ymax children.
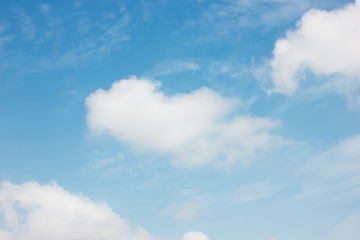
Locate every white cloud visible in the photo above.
<box><xmin>39</xmin><ymin>4</ymin><xmax>50</xmax><ymax>15</ymax></box>
<box><xmin>270</xmin><ymin>0</ymin><xmax>360</xmax><ymax>95</ymax></box>
<box><xmin>0</xmin><ymin>35</ymin><xmax>13</xmax><ymax>51</ymax></box>
<box><xmin>74</xmin><ymin>0</ymin><xmax>84</xmax><ymax>8</ymax></box>
<box><xmin>177</xmin><ymin>0</ymin><xmax>336</xmax><ymax>42</ymax></box>
<box><xmin>140</xmin><ymin>0</ymin><xmax>166</xmax><ymax>22</ymax></box>
<box><xmin>0</xmin><ymin>181</ymin><xmax>154</xmax><ymax>240</ymax></box>
<box><xmin>38</xmin><ymin>3</ymin><xmax>61</xmax><ymax>27</ymax></box>
<box><xmin>3</xmin><ymin>3</ymin><xmax>130</xmax><ymax>70</ymax></box>
<box><xmin>15</xmin><ymin>8</ymin><xmax>36</xmax><ymax>39</ymax></box>
<box><xmin>0</xmin><ymin>24</ymin><xmax>6</xmax><ymax>34</ymax></box>
<box><xmin>231</xmin><ymin>183</ymin><xmax>278</xmax><ymax>204</ymax></box>
<box><xmin>46</xmin><ymin>12</ymin><xmax>129</xmax><ymax>68</ymax></box>
<box><xmin>182</xmin><ymin>231</ymin><xmax>209</xmax><ymax>240</ymax></box>
<box><xmin>164</xmin><ymin>198</ymin><xmax>209</xmax><ymax>221</ymax></box>
<box><xmin>296</xmin><ymin>134</ymin><xmax>360</xmax><ymax>200</ymax></box>
<box><xmin>83</xmin><ymin>152</ymin><xmax>125</xmax><ymax>177</ymax></box>
<box><xmin>149</xmin><ymin>60</ymin><xmax>201</xmax><ymax>76</ymax></box>
<box><xmin>85</xmin><ymin>76</ymin><xmax>282</xmax><ymax>168</ymax></box>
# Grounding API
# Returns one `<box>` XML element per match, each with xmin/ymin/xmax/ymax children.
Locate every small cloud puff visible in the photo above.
<box><xmin>182</xmin><ymin>231</ymin><xmax>209</xmax><ymax>240</ymax></box>
<box><xmin>0</xmin><ymin>181</ymin><xmax>154</xmax><ymax>240</ymax></box>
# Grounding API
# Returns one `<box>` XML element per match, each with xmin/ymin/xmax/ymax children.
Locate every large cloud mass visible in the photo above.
<box><xmin>86</xmin><ymin>76</ymin><xmax>282</xmax><ymax>168</ymax></box>
<box><xmin>270</xmin><ymin>0</ymin><xmax>360</xmax><ymax>95</ymax></box>
<box><xmin>0</xmin><ymin>181</ymin><xmax>154</xmax><ymax>240</ymax></box>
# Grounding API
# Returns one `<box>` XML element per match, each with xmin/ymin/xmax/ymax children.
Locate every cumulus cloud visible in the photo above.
<box><xmin>297</xmin><ymin>134</ymin><xmax>360</xmax><ymax>200</ymax></box>
<box><xmin>85</xmin><ymin>76</ymin><xmax>282</xmax><ymax>168</ymax></box>
<box><xmin>182</xmin><ymin>231</ymin><xmax>209</xmax><ymax>240</ymax></box>
<box><xmin>0</xmin><ymin>181</ymin><xmax>154</xmax><ymax>240</ymax></box>
<box><xmin>270</xmin><ymin>0</ymin><xmax>360</xmax><ymax>95</ymax></box>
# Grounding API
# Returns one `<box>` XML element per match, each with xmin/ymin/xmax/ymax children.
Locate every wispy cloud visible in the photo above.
<box><xmin>83</xmin><ymin>152</ymin><xmax>125</xmax><ymax>177</ymax></box>
<box><xmin>296</xmin><ymin>134</ymin><xmax>360</xmax><ymax>201</ymax></box>
<box><xmin>74</xmin><ymin>0</ymin><xmax>84</xmax><ymax>8</ymax></box>
<box><xmin>322</xmin><ymin>209</ymin><xmax>360</xmax><ymax>240</ymax></box>
<box><xmin>0</xmin><ymin>24</ymin><xmax>6</xmax><ymax>34</ymax></box>
<box><xmin>164</xmin><ymin>194</ymin><xmax>212</xmax><ymax>221</ymax></box>
<box><xmin>37</xmin><ymin>11</ymin><xmax>130</xmax><ymax>68</ymax></box>
<box><xmin>38</xmin><ymin>3</ymin><xmax>62</xmax><ymax>27</ymax></box>
<box><xmin>140</xmin><ymin>0</ymin><xmax>166</xmax><ymax>22</ymax></box>
<box><xmin>230</xmin><ymin>183</ymin><xmax>279</xmax><ymax>204</ymax></box>
<box><xmin>1</xmin><ymin>2</ymin><xmax>132</xmax><ymax>71</ymax></box>
<box><xmin>148</xmin><ymin>58</ymin><xmax>252</xmax><ymax>82</ymax></box>
<box><xmin>14</xmin><ymin>7</ymin><xmax>36</xmax><ymax>39</ymax></box>
<box><xmin>149</xmin><ymin>59</ymin><xmax>201</xmax><ymax>76</ymax></box>
<box><xmin>164</xmin><ymin>200</ymin><xmax>208</xmax><ymax>221</ymax></box>
<box><xmin>176</xmin><ymin>0</ymin><xmax>335</xmax><ymax>42</ymax></box>
<box><xmin>39</xmin><ymin>3</ymin><xmax>50</xmax><ymax>15</ymax></box>
<box><xmin>0</xmin><ymin>35</ymin><xmax>12</xmax><ymax>51</ymax></box>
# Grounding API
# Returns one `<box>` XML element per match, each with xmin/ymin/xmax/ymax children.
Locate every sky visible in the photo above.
<box><xmin>0</xmin><ymin>0</ymin><xmax>360</xmax><ymax>239</ymax></box>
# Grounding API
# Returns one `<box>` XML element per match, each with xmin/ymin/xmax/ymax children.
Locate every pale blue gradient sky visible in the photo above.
<box><xmin>1</xmin><ymin>1</ymin><xmax>359</xmax><ymax>240</ymax></box>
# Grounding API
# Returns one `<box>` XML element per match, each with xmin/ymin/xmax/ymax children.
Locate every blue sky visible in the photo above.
<box><xmin>1</xmin><ymin>0</ymin><xmax>360</xmax><ymax>240</ymax></box>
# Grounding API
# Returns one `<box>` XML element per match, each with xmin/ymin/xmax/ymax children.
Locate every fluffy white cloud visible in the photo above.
<box><xmin>182</xmin><ymin>231</ymin><xmax>209</xmax><ymax>240</ymax></box>
<box><xmin>297</xmin><ymin>134</ymin><xmax>360</xmax><ymax>200</ymax></box>
<box><xmin>0</xmin><ymin>181</ymin><xmax>154</xmax><ymax>240</ymax></box>
<box><xmin>86</xmin><ymin>76</ymin><xmax>282</xmax><ymax>168</ymax></box>
<box><xmin>270</xmin><ymin>0</ymin><xmax>360</xmax><ymax>95</ymax></box>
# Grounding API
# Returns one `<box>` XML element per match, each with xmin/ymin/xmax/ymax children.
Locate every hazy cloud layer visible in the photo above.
<box><xmin>297</xmin><ymin>134</ymin><xmax>360</xmax><ymax>200</ymax></box>
<box><xmin>231</xmin><ymin>183</ymin><xmax>279</xmax><ymax>204</ymax></box>
<box><xmin>149</xmin><ymin>59</ymin><xmax>201</xmax><ymax>76</ymax></box>
<box><xmin>270</xmin><ymin>0</ymin><xmax>360</xmax><ymax>95</ymax></box>
<box><xmin>1</xmin><ymin>2</ymin><xmax>131</xmax><ymax>71</ymax></box>
<box><xmin>86</xmin><ymin>76</ymin><xmax>283</xmax><ymax>168</ymax></box>
<box><xmin>15</xmin><ymin>7</ymin><xmax>36</xmax><ymax>39</ymax></box>
<box><xmin>0</xmin><ymin>181</ymin><xmax>154</xmax><ymax>240</ymax></box>
<box><xmin>177</xmin><ymin>0</ymin><xmax>335</xmax><ymax>42</ymax></box>
<box><xmin>323</xmin><ymin>209</ymin><xmax>360</xmax><ymax>240</ymax></box>
<box><xmin>164</xmin><ymin>197</ymin><xmax>210</xmax><ymax>221</ymax></box>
